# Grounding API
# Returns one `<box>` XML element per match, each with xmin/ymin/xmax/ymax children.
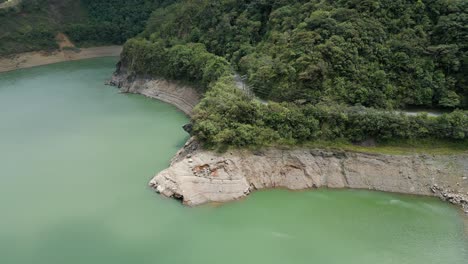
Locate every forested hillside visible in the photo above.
<box><xmin>121</xmin><ymin>0</ymin><xmax>467</xmax><ymax>148</ymax></box>
<box><xmin>64</xmin><ymin>0</ymin><xmax>176</xmax><ymax>46</ymax></box>
<box><xmin>0</xmin><ymin>0</ymin><xmax>86</xmax><ymax>55</ymax></box>
<box><xmin>0</xmin><ymin>0</ymin><xmax>172</xmax><ymax>55</ymax></box>
<box><xmin>3</xmin><ymin>0</ymin><xmax>465</xmax><ymax>110</ymax></box>
<box><xmin>139</xmin><ymin>0</ymin><xmax>467</xmax><ymax>109</ymax></box>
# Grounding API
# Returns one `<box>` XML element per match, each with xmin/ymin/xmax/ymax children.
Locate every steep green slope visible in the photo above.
<box><xmin>139</xmin><ymin>0</ymin><xmax>467</xmax><ymax>109</ymax></box>
<box><xmin>64</xmin><ymin>0</ymin><xmax>176</xmax><ymax>46</ymax></box>
<box><xmin>0</xmin><ymin>0</ymin><xmax>173</xmax><ymax>55</ymax></box>
<box><xmin>121</xmin><ymin>0</ymin><xmax>467</xmax><ymax>148</ymax></box>
<box><xmin>0</xmin><ymin>0</ymin><xmax>87</xmax><ymax>55</ymax></box>
<box><xmin>122</xmin><ymin>37</ymin><xmax>467</xmax><ymax>148</ymax></box>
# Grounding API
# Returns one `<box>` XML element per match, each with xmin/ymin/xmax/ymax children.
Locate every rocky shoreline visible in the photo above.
<box><xmin>108</xmin><ymin>63</ymin><xmax>200</xmax><ymax>116</ymax></box>
<box><xmin>109</xmin><ymin>69</ymin><xmax>468</xmax><ymax>215</ymax></box>
<box><xmin>150</xmin><ymin>137</ymin><xmax>468</xmax><ymax>213</ymax></box>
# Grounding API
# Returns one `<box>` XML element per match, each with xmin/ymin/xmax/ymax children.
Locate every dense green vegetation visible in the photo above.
<box><xmin>65</xmin><ymin>0</ymin><xmax>176</xmax><ymax>46</ymax></box>
<box><xmin>193</xmin><ymin>75</ymin><xmax>468</xmax><ymax>148</ymax></box>
<box><xmin>0</xmin><ymin>0</ymin><xmax>171</xmax><ymax>55</ymax></box>
<box><xmin>122</xmin><ymin>39</ymin><xmax>231</xmax><ymax>89</ymax></box>
<box><xmin>122</xmin><ymin>39</ymin><xmax>467</xmax><ymax>148</ymax></box>
<box><xmin>0</xmin><ymin>0</ymin><xmax>84</xmax><ymax>55</ymax></box>
<box><xmin>140</xmin><ymin>0</ymin><xmax>467</xmax><ymax>110</ymax></box>
<box><xmin>120</xmin><ymin>0</ymin><xmax>467</xmax><ymax>148</ymax></box>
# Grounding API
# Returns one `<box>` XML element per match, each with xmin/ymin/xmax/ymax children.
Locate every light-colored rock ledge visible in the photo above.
<box><xmin>109</xmin><ymin>66</ymin><xmax>200</xmax><ymax>116</ymax></box>
<box><xmin>150</xmin><ymin>138</ymin><xmax>468</xmax><ymax>214</ymax></box>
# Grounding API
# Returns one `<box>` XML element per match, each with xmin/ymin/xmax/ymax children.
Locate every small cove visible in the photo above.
<box><xmin>0</xmin><ymin>57</ymin><xmax>466</xmax><ymax>264</ymax></box>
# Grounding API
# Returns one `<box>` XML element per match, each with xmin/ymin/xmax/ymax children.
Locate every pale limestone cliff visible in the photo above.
<box><xmin>108</xmin><ymin>64</ymin><xmax>200</xmax><ymax>116</ymax></box>
<box><xmin>150</xmin><ymin>138</ymin><xmax>468</xmax><ymax>213</ymax></box>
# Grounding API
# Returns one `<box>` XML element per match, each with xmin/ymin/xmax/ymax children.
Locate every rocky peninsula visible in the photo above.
<box><xmin>109</xmin><ymin>67</ymin><xmax>468</xmax><ymax>215</ymax></box>
<box><xmin>151</xmin><ymin>138</ymin><xmax>467</xmax><ymax>210</ymax></box>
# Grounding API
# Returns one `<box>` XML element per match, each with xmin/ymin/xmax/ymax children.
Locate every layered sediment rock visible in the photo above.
<box><xmin>150</xmin><ymin>138</ymin><xmax>468</xmax><ymax>212</ymax></box>
<box><xmin>108</xmin><ymin>63</ymin><xmax>200</xmax><ymax>116</ymax></box>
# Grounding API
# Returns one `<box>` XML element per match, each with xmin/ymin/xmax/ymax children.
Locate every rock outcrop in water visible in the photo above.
<box><xmin>150</xmin><ymin>137</ymin><xmax>468</xmax><ymax>213</ymax></box>
<box><xmin>109</xmin><ymin>67</ymin><xmax>468</xmax><ymax>213</ymax></box>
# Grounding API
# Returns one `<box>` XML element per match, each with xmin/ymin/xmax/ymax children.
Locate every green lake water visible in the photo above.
<box><xmin>0</xmin><ymin>57</ymin><xmax>467</xmax><ymax>264</ymax></box>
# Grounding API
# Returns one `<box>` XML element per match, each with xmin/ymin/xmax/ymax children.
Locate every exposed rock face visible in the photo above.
<box><xmin>108</xmin><ymin>63</ymin><xmax>200</xmax><ymax>116</ymax></box>
<box><xmin>150</xmin><ymin>138</ymin><xmax>468</xmax><ymax>212</ymax></box>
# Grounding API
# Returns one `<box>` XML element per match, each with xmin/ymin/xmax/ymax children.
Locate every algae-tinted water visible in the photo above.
<box><xmin>0</xmin><ymin>58</ymin><xmax>466</xmax><ymax>264</ymax></box>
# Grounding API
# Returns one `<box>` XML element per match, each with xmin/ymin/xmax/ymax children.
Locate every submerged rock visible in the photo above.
<box><xmin>431</xmin><ymin>185</ymin><xmax>468</xmax><ymax>214</ymax></box>
<box><xmin>182</xmin><ymin>123</ymin><xmax>193</xmax><ymax>134</ymax></box>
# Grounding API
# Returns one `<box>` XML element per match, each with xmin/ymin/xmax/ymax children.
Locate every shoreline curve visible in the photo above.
<box><xmin>0</xmin><ymin>46</ymin><xmax>123</xmax><ymax>73</ymax></box>
<box><xmin>108</xmin><ymin>66</ymin><xmax>468</xmax><ymax>221</ymax></box>
<box><xmin>108</xmin><ymin>63</ymin><xmax>200</xmax><ymax>117</ymax></box>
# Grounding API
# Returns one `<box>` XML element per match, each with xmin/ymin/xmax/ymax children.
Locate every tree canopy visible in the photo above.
<box><xmin>121</xmin><ymin>0</ymin><xmax>468</xmax><ymax>148</ymax></box>
<box><xmin>141</xmin><ymin>0</ymin><xmax>468</xmax><ymax>109</ymax></box>
<box><xmin>0</xmin><ymin>0</ymin><xmax>174</xmax><ymax>54</ymax></box>
<box><xmin>65</xmin><ymin>0</ymin><xmax>176</xmax><ymax>45</ymax></box>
